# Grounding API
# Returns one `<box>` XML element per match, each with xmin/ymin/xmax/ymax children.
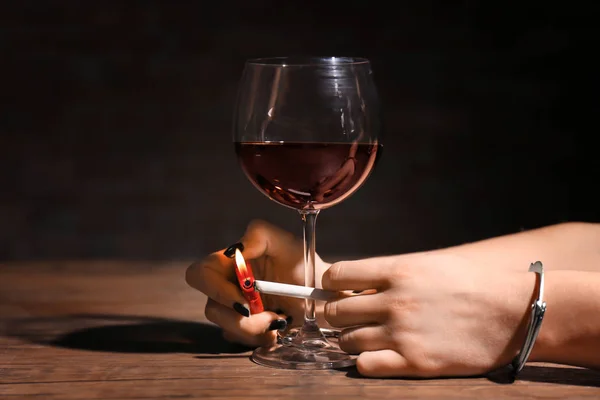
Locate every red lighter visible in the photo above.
<box><xmin>233</xmin><ymin>248</ymin><xmax>264</xmax><ymax>315</ymax></box>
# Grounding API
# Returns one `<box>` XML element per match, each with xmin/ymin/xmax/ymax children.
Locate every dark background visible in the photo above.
<box><xmin>1</xmin><ymin>1</ymin><xmax>598</xmax><ymax>261</ymax></box>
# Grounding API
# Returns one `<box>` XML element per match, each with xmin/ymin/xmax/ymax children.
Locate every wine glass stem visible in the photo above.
<box><xmin>300</xmin><ymin>209</ymin><xmax>319</xmax><ymax>323</ymax></box>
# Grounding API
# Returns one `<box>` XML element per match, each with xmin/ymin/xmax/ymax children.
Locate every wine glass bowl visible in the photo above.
<box><xmin>233</xmin><ymin>57</ymin><xmax>381</xmax><ymax>369</ymax></box>
<box><xmin>235</xmin><ymin>141</ymin><xmax>380</xmax><ymax>210</ymax></box>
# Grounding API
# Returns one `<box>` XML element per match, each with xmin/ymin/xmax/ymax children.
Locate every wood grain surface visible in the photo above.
<box><xmin>1</xmin><ymin>261</ymin><xmax>599</xmax><ymax>399</ymax></box>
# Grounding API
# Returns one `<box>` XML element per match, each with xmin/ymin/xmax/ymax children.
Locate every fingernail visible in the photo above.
<box><xmin>233</xmin><ymin>302</ymin><xmax>250</xmax><ymax>317</ymax></box>
<box><xmin>274</xmin><ymin>309</ymin><xmax>284</xmax><ymax>315</ymax></box>
<box><xmin>352</xmin><ymin>290</ymin><xmax>364</xmax><ymax>294</ymax></box>
<box><xmin>224</xmin><ymin>242</ymin><xmax>244</xmax><ymax>258</ymax></box>
<box><xmin>285</xmin><ymin>316</ymin><xmax>293</xmax><ymax>325</ymax></box>
<box><xmin>267</xmin><ymin>319</ymin><xmax>287</xmax><ymax>331</ymax></box>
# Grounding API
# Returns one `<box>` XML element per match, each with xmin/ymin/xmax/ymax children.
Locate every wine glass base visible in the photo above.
<box><xmin>251</xmin><ymin>327</ymin><xmax>356</xmax><ymax>370</ymax></box>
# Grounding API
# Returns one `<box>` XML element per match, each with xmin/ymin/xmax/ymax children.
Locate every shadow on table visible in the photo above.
<box><xmin>488</xmin><ymin>364</ymin><xmax>600</xmax><ymax>387</ymax></box>
<box><xmin>2</xmin><ymin>313</ymin><xmax>252</xmax><ymax>356</ymax></box>
<box><xmin>343</xmin><ymin>364</ymin><xmax>600</xmax><ymax>387</ymax></box>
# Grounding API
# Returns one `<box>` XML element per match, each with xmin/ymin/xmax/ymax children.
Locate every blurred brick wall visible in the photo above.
<box><xmin>1</xmin><ymin>1</ymin><xmax>598</xmax><ymax>260</ymax></box>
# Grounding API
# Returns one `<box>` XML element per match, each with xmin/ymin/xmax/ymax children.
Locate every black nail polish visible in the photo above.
<box><xmin>285</xmin><ymin>315</ymin><xmax>293</xmax><ymax>325</ymax></box>
<box><xmin>233</xmin><ymin>302</ymin><xmax>250</xmax><ymax>317</ymax></box>
<box><xmin>352</xmin><ymin>290</ymin><xmax>364</xmax><ymax>294</ymax></box>
<box><xmin>224</xmin><ymin>242</ymin><xmax>244</xmax><ymax>258</ymax></box>
<box><xmin>267</xmin><ymin>319</ymin><xmax>287</xmax><ymax>331</ymax></box>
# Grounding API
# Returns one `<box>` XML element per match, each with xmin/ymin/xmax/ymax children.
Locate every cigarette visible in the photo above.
<box><xmin>254</xmin><ymin>280</ymin><xmax>338</xmax><ymax>301</ymax></box>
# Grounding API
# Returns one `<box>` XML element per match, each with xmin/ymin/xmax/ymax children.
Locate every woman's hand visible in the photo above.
<box><xmin>322</xmin><ymin>252</ymin><xmax>536</xmax><ymax>378</ymax></box>
<box><xmin>186</xmin><ymin>220</ymin><xmax>327</xmax><ymax>347</ymax></box>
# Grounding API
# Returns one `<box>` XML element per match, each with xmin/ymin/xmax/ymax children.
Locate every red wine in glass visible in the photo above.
<box><xmin>236</xmin><ymin>141</ymin><xmax>382</xmax><ymax>210</ymax></box>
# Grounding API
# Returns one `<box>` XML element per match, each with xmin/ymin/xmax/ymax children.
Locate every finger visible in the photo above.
<box><xmin>186</xmin><ymin>256</ymin><xmax>249</xmax><ymax>312</ymax></box>
<box><xmin>338</xmin><ymin>324</ymin><xmax>390</xmax><ymax>354</ymax></box>
<box><xmin>322</xmin><ymin>257</ymin><xmax>394</xmax><ymax>291</ymax></box>
<box><xmin>356</xmin><ymin>349</ymin><xmax>413</xmax><ymax>378</ymax></box>
<box><xmin>348</xmin><ymin>141</ymin><xmax>358</xmax><ymax>158</ymax></box>
<box><xmin>239</xmin><ymin>219</ymin><xmax>298</xmax><ymax>260</ymax></box>
<box><xmin>204</xmin><ymin>298</ymin><xmax>283</xmax><ymax>347</ymax></box>
<box><xmin>324</xmin><ymin>292</ymin><xmax>386</xmax><ymax>327</ymax></box>
<box><xmin>319</xmin><ymin>160</ymin><xmax>354</xmax><ymax>192</ymax></box>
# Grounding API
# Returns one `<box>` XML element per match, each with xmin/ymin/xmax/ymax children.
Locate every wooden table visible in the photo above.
<box><xmin>1</xmin><ymin>261</ymin><xmax>599</xmax><ymax>399</ymax></box>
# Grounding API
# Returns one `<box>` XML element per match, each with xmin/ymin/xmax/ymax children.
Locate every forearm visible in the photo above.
<box><xmin>530</xmin><ymin>270</ymin><xmax>600</xmax><ymax>369</ymax></box>
<box><xmin>444</xmin><ymin>222</ymin><xmax>600</xmax><ymax>272</ymax></box>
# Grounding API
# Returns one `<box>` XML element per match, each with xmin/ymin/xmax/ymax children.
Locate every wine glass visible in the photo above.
<box><xmin>233</xmin><ymin>56</ymin><xmax>382</xmax><ymax>369</ymax></box>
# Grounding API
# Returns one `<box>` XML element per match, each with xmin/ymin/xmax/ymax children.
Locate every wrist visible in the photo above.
<box><xmin>527</xmin><ymin>270</ymin><xmax>578</xmax><ymax>364</ymax></box>
<box><xmin>513</xmin><ymin>270</ymin><xmax>600</xmax><ymax>369</ymax></box>
<box><xmin>502</xmin><ymin>269</ymin><xmax>539</xmax><ymax>364</ymax></box>
<box><xmin>528</xmin><ymin>270</ymin><xmax>572</xmax><ymax>364</ymax></box>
